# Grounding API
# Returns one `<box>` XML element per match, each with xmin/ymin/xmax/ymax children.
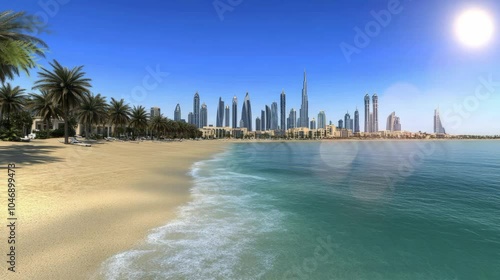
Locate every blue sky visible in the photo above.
<box><xmin>4</xmin><ymin>0</ymin><xmax>500</xmax><ymax>134</ymax></box>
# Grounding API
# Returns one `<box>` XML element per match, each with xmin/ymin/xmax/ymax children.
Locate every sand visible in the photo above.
<box><xmin>0</xmin><ymin>139</ymin><xmax>227</xmax><ymax>280</ymax></box>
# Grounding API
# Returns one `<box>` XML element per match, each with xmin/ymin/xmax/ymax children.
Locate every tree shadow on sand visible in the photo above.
<box><xmin>0</xmin><ymin>145</ymin><xmax>64</xmax><ymax>166</ymax></box>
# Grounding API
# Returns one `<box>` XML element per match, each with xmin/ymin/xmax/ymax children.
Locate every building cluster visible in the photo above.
<box><xmin>118</xmin><ymin>71</ymin><xmax>450</xmax><ymax>139</ymax></box>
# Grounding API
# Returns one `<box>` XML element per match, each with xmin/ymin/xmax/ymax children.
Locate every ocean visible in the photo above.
<box><xmin>100</xmin><ymin>141</ymin><xmax>500</xmax><ymax>280</ymax></box>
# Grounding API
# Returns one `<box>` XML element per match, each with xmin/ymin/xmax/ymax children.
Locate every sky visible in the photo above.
<box><xmin>4</xmin><ymin>0</ymin><xmax>500</xmax><ymax>135</ymax></box>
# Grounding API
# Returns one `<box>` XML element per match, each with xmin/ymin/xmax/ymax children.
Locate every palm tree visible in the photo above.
<box><xmin>0</xmin><ymin>83</ymin><xmax>26</xmax><ymax>126</ymax></box>
<box><xmin>28</xmin><ymin>90</ymin><xmax>61</xmax><ymax>130</ymax></box>
<box><xmin>129</xmin><ymin>105</ymin><xmax>149</xmax><ymax>138</ymax></box>
<box><xmin>149</xmin><ymin>115</ymin><xmax>167</xmax><ymax>139</ymax></box>
<box><xmin>108</xmin><ymin>98</ymin><xmax>130</xmax><ymax>137</ymax></box>
<box><xmin>33</xmin><ymin>60</ymin><xmax>92</xmax><ymax>144</ymax></box>
<box><xmin>0</xmin><ymin>11</ymin><xmax>47</xmax><ymax>84</ymax></box>
<box><xmin>77</xmin><ymin>92</ymin><xmax>108</xmax><ymax>139</ymax></box>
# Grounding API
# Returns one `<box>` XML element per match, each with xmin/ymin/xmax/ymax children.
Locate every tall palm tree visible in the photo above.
<box><xmin>33</xmin><ymin>60</ymin><xmax>92</xmax><ymax>144</ymax></box>
<box><xmin>77</xmin><ymin>92</ymin><xmax>108</xmax><ymax>139</ymax></box>
<box><xmin>0</xmin><ymin>83</ymin><xmax>26</xmax><ymax>125</ymax></box>
<box><xmin>0</xmin><ymin>11</ymin><xmax>47</xmax><ymax>84</ymax></box>
<box><xmin>28</xmin><ymin>90</ymin><xmax>61</xmax><ymax>130</ymax></box>
<box><xmin>149</xmin><ymin>115</ymin><xmax>167</xmax><ymax>139</ymax></box>
<box><xmin>108</xmin><ymin>98</ymin><xmax>130</xmax><ymax>137</ymax></box>
<box><xmin>129</xmin><ymin>105</ymin><xmax>149</xmax><ymax>138</ymax></box>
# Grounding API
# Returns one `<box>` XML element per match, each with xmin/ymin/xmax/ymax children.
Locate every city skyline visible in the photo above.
<box><xmin>5</xmin><ymin>0</ymin><xmax>500</xmax><ymax>135</ymax></box>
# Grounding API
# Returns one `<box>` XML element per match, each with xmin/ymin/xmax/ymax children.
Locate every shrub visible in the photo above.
<box><xmin>51</xmin><ymin>127</ymin><xmax>76</xmax><ymax>138</ymax></box>
<box><xmin>0</xmin><ymin>127</ymin><xmax>21</xmax><ymax>142</ymax></box>
<box><xmin>36</xmin><ymin>130</ymin><xmax>51</xmax><ymax>139</ymax></box>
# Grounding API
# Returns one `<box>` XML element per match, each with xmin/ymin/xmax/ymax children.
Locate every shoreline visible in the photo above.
<box><xmin>0</xmin><ymin>139</ymin><xmax>228</xmax><ymax>280</ymax></box>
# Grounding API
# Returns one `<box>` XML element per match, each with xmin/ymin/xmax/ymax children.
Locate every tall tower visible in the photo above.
<box><xmin>310</xmin><ymin>118</ymin><xmax>316</xmax><ymax>130</ymax></box>
<box><xmin>240</xmin><ymin>92</ymin><xmax>252</xmax><ymax>131</ymax></box>
<box><xmin>344</xmin><ymin>112</ymin><xmax>352</xmax><ymax>130</ymax></box>
<box><xmin>354</xmin><ymin>108</ymin><xmax>360</xmax><ymax>133</ymax></box>
<box><xmin>193</xmin><ymin>92</ymin><xmax>200</xmax><ymax>128</ymax></box>
<box><xmin>289</xmin><ymin>108</ymin><xmax>297</xmax><ymax>129</ymax></box>
<box><xmin>271</xmin><ymin>102</ymin><xmax>278</xmax><ymax>130</ymax></box>
<box><xmin>232</xmin><ymin>96</ymin><xmax>238</xmax><ymax>128</ymax></box>
<box><xmin>261</xmin><ymin>110</ymin><xmax>266</xmax><ymax>131</ymax></box>
<box><xmin>372</xmin><ymin>94</ymin><xmax>379</xmax><ymax>132</ymax></box>
<box><xmin>338</xmin><ymin>119</ymin><xmax>344</xmax><ymax>129</ymax></box>
<box><xmin>200</xmin><ymin>103</ymin><xmax>208</xmax><ymax>128</ymax></box>
<box><xmin>434</xmin><ymin>108</ymin><xmax>446</xmax><ymax>134</ymax></box>
<box><xmin>317</xmin><ymin>111</ymin><xmax>326</xmax><ymax>129</ymax></box>
<box><xmin>225</xmin><ymin>105</ymin><xmax>230</xmax><ymax>127</ymax></box>
<box><xmin>188</xmin><ymin>112</ymin><xmax>193</xmax><ymax>125</ymax></box>
<box><xmin>265</xmin><ymin>105</ymin><xmax>271</xmax><ymax>131</ymax></box>
<box><xmin>299</xmin><ymin>71</ymin><xmax>309</xmax><ymax>128</ymax></box>
<box><xmin>256</xmin><ymin>117</ymin><xmax>261</xmax><ymax>131</ymax></box>
<box><xmin>364</xmin><ymin>94</ymin><xmax>370</xmax><ymax>133</ymax></box>
<box><xmin>280</xmin><ymin>90</ymin><xmax>286</xmax><ymax>130</ymax></box>
<box><xmin>216</xmin><ymin>97</ymin><xmax>224</xmax><ymax>127</ymax></box>
<box><xmin>174</xmin><ymin>104</ymin><xmax>181</xmax><ymax>121</ymax></box>
<box><xmin>387</xmin><ymin>112</ymin><xmax>396</xmax><ymax>131</ymax></box>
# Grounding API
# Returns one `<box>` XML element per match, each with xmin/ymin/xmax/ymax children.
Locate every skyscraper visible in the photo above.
<box><xmin>188</xmin><ymin>112</ymin><xmax>193</xmax><ymax>125</ymax></box>
<box><xmin>225</xmin><ymin>105</ymin><xmax>230</xmax><ymax>127</ymax></box>
<box><xmin>151</xmin><ymin>107</ymin><xmax>161</xmax><ymax>118</ymax></box>
<box><xmin>387</xmin><ymin>111</ymin><xmax>396</xmax><ymax>131</ymax></box>
<box><xmin>261</xmin><ymin>110</ymin><xmax>266</xmax><ymax>131</ymax></box>
<box><xmin>434</xmin><ymin>108</ymin><xmax>446</xmax><ymax>134</ymax></box>
<box><xmin>372</xmin><ymin>94</ymin><xmax>379</xmax><ymax>132</ymax></box>
<box><xmin>193</xmin><ymin>92</ymin><xmax>200</xmax><ymax>128</ymax></box>
<box><xmin>338</xmin><ymin>119</ymin><xmax>344</xmax><ymax>129</ymax></box>
<box><xmin>299</xmin><ymin>71</ymin><xmax>309</xmax><ymax>128</ymax></box>
<box><xmin>310</xmin><ymin>118</ymin><xmax>316</xmax><ymax>130</ymax></box>
<box><xmin>271</xmin><ymin>102</ymin><xmax>278</xmax><ymax>130</ymax></box>
<box><xmin>240</xmin><ymin>92</ymin><xmax>252</xmax><ymax>131</ymax></box>
<box><xmin>369</xmin><ymin>113</ymin><xmax>373</xmax><ymax>132</ymax></box>
<box><xmin>216</xmin><ymin>97</ymin><xmax>224</xmax><ymax>127</ymax></box>
<box><xmin>344</xmin><ymin>112</ymin><xmax>352</xmax><ymax>131</ymax></box>
<box><xmin>200</xmin><ymin>103</ymin><xmax>207</xmax><ymax>128</ymax></box>
<box><xmin>354</xmin><ymin>108</ymin><xmax>360</xmax><ymax>133</ymax></box>
<box><xmin>232</xmin><ymin>96</ymin><xmax>238</xmax><ymax>128</ymax></box>
<box><xmin>256</xmin><ymin>117</ymin><xmax>261</xmax><ymax>131</ymax></box>
<box><xmin>317</xmin><ymin>111</ymin><xmax>326</xmax><ymax>129</ymax></box>
<box><xmin>265</xmin><ymin>105</ymin><xmax>271</xmax><ymax>131</ymax></box>
<box><xmin>364</xmin><ymin>94</ymin><xmax>370</xmax><ymax>132</ymax></box>
<box><xmin>280</xmin><ymin>90</ymin><xmax>286</xmax><ymax>130</ymax></box>
<box><xmin>288</xmin><ymin>108</ymin><xmax>297</xmax><ymax>129</ymax></box>
<box><xmin>394</xmin><ymin>116</ymin><xmax>401</xmax><ymax>131</ymax></box>
<box><xmin>173</xmin><ymin>104</ymin><xmax>181</xmax><ymax>121</ymax></box>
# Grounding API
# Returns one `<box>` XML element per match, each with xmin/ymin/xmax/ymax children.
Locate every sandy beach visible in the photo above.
<box><xmin>0</xmin><ymin>139</ymin><xmax>227</xmax><ymax>279</ymax></box>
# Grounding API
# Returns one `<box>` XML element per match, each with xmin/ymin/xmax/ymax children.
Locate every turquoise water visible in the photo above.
<box><xmin>101</xmin><ymin>141</ymin><xmax>500</xmax><ymax>279</ymax></box>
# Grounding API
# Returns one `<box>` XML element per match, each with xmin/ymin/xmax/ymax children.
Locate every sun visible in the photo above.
<box><xmin>454</xmin><ymin>8</ymin><xmax>494</xmax><ymax>48</ymax></box>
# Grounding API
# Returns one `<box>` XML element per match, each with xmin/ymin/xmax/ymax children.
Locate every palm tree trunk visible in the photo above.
<box><xmin>64</xmin><ymin>108</ymin><xmax>69</xmax><ymax>144</ymax></box>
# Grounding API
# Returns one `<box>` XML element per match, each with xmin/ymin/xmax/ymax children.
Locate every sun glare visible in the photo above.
<box><xmin>454</xmin><ymin>8</ymin><xmax>494</xmax><ymax>48</ymax></box>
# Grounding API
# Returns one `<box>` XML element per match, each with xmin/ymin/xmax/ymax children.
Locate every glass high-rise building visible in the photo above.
<box><xmin>280</xmin><ymin>90</ymin><xmax>286</xmax><ymax>130</ymax></box>
<box><xmin>354</xmin><ymin>108</ymin><xmax>360</xmax><ymax>133</ymax></box>
<box><xmin>265</xmin><ymin>105</ymin><xmax>271</xmax><ymax>131</ymax></box>
<box><xmin>200</xmin><ymin>103</ymin><xmax>208</xmax><ymax>128</ymax></box>
<box><xmin>372</xmin><ymin>94</ymin><xmax>379</xmax><ymax>132</ymax></box>
<box><xmin>288</xmin><ymin>108</ymin><xmax>297</xmax><ymax>129</ymax></box>
<box><xmin>364</xmin><ymin>94</ymin><xmax>370</xmax><ymax>132</ymax></box>
<box><xmin>240</xmin><ymin>93</ymin><xmax>252</xmax><ymax>131</ymax></box>
<box><xmin>256</xmin><ymin>117</ymin><xmax>261</xmax><ymax>131</ymax></box>
<box><xmin>317</xmin><ymin>111</ymin><xmax>326</xmax><ymax>129</ymax></box>
<box><xmin>232</xmin><ymin>96</ymin><xmax>238</xmax><ymax>128</ymax></box>
<box><xmin>174</xmin><ymin>104</ymin><xmax>181</xmax><ymax>121</ymax></box>
<box><xmin>434</xmin><ymin>108</ymin><xmax>446</xmax><ymax>134</ymax></box>
<box><xmin>387</xmin><ymin>111</ymin><xmax>396</xmax><ymax>131</ymax></box>
<box><xmin>344</xmin><ymin>112</ymin><xmax>352</xmax><ymax>131</ymax></box>
<box><xmin>188</xmin><ymin>112</ymin><xmax>193</xmax><ymax>125</ymax></box>
<box><xmin>271</xmin><ymin>102</ymin><xmax>278</xmax><ymax>130</ymax></box>
<box><xmin>225</xmin><ymin>105</ymin><xmax>230</xmax><ymax>127</ymax></box>
<box><xmin>299</xmin><ymin>71</ymin><xmax>309</xmax><ymax>128</ymax></box>
<box><xmin>193</xmin><ymin>92</ymin><xmax>200</xmax><ymax>128</ymax></box>
<box><xmin>338</xmin><ymin>119</ymin><xmax>344</xmax><ymax>129</ymax></box>
<box><xmin>261</xmin><ymin>110</ymin><xmax>266</xmax><ymax>131</ymax></box>
<box><xmin>216</xmin><ymin>97</ymin><xmax>224</xmax><ymax>127</ymax></box>
<box><xmin>310</xmin><ymin>118</ymin><xmax>316</xmax><ymax>130</ymax></box>
<box><xmin>151</xmin><ymin>107</ymin><xmax>161</xmax><ymax>118</ymax></box>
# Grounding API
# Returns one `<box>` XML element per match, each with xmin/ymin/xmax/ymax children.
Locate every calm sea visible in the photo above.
<box><xmin>100</xmin><ymin>141</ymin><xmax>500</xmax><ymax>280</ymax></box>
